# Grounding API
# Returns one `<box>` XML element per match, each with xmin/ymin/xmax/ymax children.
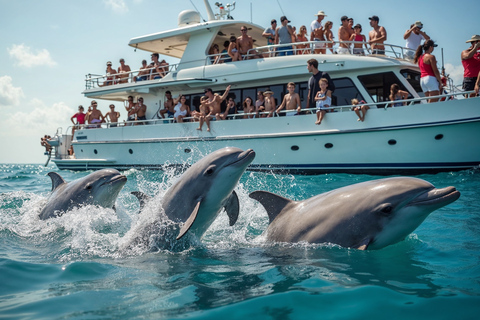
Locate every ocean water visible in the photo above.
<box><xmin>1</xmin><ymin>163</ymin><xmax>479</xmax><ymax>320</ymax></box>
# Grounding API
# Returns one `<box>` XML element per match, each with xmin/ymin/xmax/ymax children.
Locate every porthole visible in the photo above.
<box><xmin>94</xmin><ymin>149</ymin><xmax>98</xmax><ymax>154</ymax></box>
<box><xmin>324</xmin><ymin>143</ymin><xmax>333</xmax><ymax>149</ymax></box>
<box><xmin>129</xmin><ymin>149</ymin><xmax>133</xmax><ymax>154</ymax></box>
<box><xmin>435</xmin><ymin>134</ymin><xmax>444</xmax><ymax>140</ymax></box>
<box><xmin>388</xmin><ymin>139</ymin><xmax>397</xmax><ymax>145</ymax></box>
<box><xmin>184</xmin><ymin>148</ymin><xmax>191</xmax><ymax>153</ymax></box>
<box><xmin>291</xmin><ymin>145</ymin><xmax>299</xmax><ymax>151</ymax></box>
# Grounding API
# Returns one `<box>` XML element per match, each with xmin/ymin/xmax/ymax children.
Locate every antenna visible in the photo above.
<box><xmin>203</xmin><ymin>0</ymin><xmax>216</xmax><ymax>21</ymax></box>
<box><xmin>214</xmin><ymin>1</ymin><xmax>236</xmax><ymax>20</ymax></box>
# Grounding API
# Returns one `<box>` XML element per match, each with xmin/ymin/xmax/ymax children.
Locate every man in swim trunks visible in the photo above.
<box><xmin>310</xmin><ymin>11</ymin><xmax>327</xmax><ymax>54</ymax></box>
<box><xmin>461</xmin><ymin>35</ymin><xmax>480</xmax><ymax>98</ymax></box>
<box><xmin>134</xmin><ymin>97</ymin><xmax>147</xmax><ymax>125</ymax></box>
<box><xmin>238</xmin><ymin>26</ymin><xmax>257</xmax><ymax>59</ymax></box>
<box><xmin>275</xmin><ymin>16</ymin><xmax>295</xmax><ymax>56</ymax></box>
<box><xmin>204</xmin><ymin>85</ymin><xmax>231</xmax><ymax>119</ymax></box>
<box><xmin>337</xmin><ymin>16</ymin><xmax>351</xmax><ymax>54</ymax></box>
<box><xmin>368</xmin><ymin>15</ymin><xmax>387</xmax><ymax>55</ymax></box>
<box><xmin>105</xmin><ymin>104</ymin><xmax>121</xmax><ymax>127</ymax></box>
<box><xmin>88</xmin><ymin>101</ymin><xmax>104</xmax><ymax>128</ymax></box>
<box><xmin>159</xmin><ymin>91</ymin><xmax>175</xmax><ymax>118</ymax></box>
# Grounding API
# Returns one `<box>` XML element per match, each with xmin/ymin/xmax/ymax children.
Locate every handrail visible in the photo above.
<box><xmin>84</xmin><ymin>63</ymin><xmax>180</xmax><ymax>89</ymax></box>
<box><xmin>68</xmin><ymin>90</ymin><xmax>474</xmax><ymax>136</ymax></box>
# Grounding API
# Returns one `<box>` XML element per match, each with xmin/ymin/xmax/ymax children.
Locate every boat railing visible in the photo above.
<box><xmin>205</xmin><ymin>41</ymin><xmax>415</xmax><ymax>63</ymax></box>
<box><xmin>85</xmin><ymin>63</ymin><xmax>180</xmax><ymax>89</ymax></box>
<box><xmin>69</xmin><ymin>90</ymin><xmax>472</xmax><ymax>137</ymax></box>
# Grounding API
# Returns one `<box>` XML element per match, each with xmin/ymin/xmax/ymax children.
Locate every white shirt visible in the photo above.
<box><xmin>406</xmin><ymin>32</ymin><xmax>425</xmax><ymax>50</ymax></box>
<box><xmin>310</xmin><ymin>20</ymin><xmax>323</xmax><ymax>37</ymax></box>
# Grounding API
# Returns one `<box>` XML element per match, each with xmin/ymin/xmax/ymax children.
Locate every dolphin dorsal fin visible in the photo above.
<box><xmin>224</xmin><ymin>190</ymin><xmax>239</xmax><ymax>226</ymax></box>
<box><xmin>47</xmin><ymin>172</ymin><xmax>66</xmax><ymax>191</ymax></box>
<box><xmin>131</xmin><ymin>191</ymin><xmax>151</xmax><ymax>212</ymax></box>
<box><xmin>176</xmin><ymin>199</ymin><xmax>201</xmax><ymax>240</ymax></box>
<box><xmin>249</xmin><ymin>191</ymin><xmax>293</xmax><ymax>223</ymax></box>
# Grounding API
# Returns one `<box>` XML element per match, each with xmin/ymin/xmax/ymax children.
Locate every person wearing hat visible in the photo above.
<box><xmin>104</xmin><ymin>61</ymin><xmax>117</xmax><ymax>86</ymax></box>
<box><xmin>337</xmin><ymin>15</ymin><xmax>351</xmax><ymax>54</ymax></box>
<box><xmin>310</xmin><ymin>11</ymin><xmax>327</xmax><ymax>54</ymax></box>
<box><xmin>262</xmin><ymin>89</ymin><xmax>276</xmax><ymax>117</ymax></box>
<box><xmin>404</xmin><ymin>21</ymin><xmax>430</xmax><ymax>59</ymax></box>
<box><xmin>413</xmin><ymin>40</ymin><xmax>443</xmax><ymax>103</ymax></box>
<box><xmin>368</xmin><ymin>15</ymin><xmax>387</xmax><ymax>55</ymax></box>
<box><xmin>461</xmin><ymin>35</ymin><xmax>480</xmax><ymax>97</ymax></box>
<box><xmin>275</xmin><ymin>16</ymin><xmax>294</xmax><ymax>56</ymax></box>
<box><xmin>263</xmin><ymin>19</ymin><xmax>277</xmax><ymax>45</ymax></box>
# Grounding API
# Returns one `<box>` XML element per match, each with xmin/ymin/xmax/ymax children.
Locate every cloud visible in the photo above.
<box><xmin>0</xmin><ymin>99</ymin><xmax>73</xmax><ymax>138</ymax></box>
<box><xmin>8</xmin><ymin>44</ymin><xmax>56</xmax><ymax>68</ymax></box>
<box><xmin>0</xmin><ymin>76</ymin><xmax>24</xmax><ymax>107</ymax></box>
<box><xmin>445</xmin><ymin>63</ymin><xmax>464</xmax><ymax>86</ymax></box>
<box><xmin>104</xmin><ymin>0</ymin><xmax>128</xmax><ymax>13</ymax></box>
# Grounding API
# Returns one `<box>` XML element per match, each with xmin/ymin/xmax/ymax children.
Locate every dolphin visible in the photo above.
<box><xmin>131</xmin><ymin>147</ymin><xmax>255</xmax><ymax>242</ymax></box>
<box><xmin>39</xmin><ymin>169</ymin><xmax>127</xmax><ymax>220</ymax></box>
<box><xmin>249</xmin><ymin>177</ymin><xmax>460</xmax><ymax>250</ymax></box>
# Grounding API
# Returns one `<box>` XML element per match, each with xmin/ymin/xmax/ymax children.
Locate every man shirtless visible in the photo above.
<box><xmin>263</xmin><ymin>90</ymin><xmax>276</xmax><ymax>118</ymax></box>
<box><xmin>368</xmin><ymin>15</ymin><xmax>387</xmax><ymax>55</ymax></box>
<box><xmin>88</xmin><ymin>101</ymin><xmax>104</xmax><ymax>128</ymax></box>
<box><xmin>125</xmin><ymin>95</ymin><xmax>137</xmax><ymax>124</ymax></box>
<box><xmin>237</xmin><ymin>26</ymin><xmax>258</xmax><ymax>59</ymax></box>
<box><xmin>310</xmin><ymin>11</ymin><xmax>327</xmax><ymax>54</ymax></box>
<box><xmin>337</xmin><ymin>16</ymin><xmax>351</xmax><ymax>54</ymax></box>
<box><xmin>105</xmin><ymin>104</ymin><xmax>121</xmax><ymax>127</ymax></box>
<box><xmin>255</xmin><ymin>91</ymin><xmax>265</xmax><ymax>117</ymax></box>
<box><xmin>134</xmin><ymin>97</ymin><xmax>147</xmax><ymax>125</ymax></box>
<box><xmin>276</xmin><ymin>82</ymin><xmax>301</xmax><ymax>116</ymax></box>
<box><xmin>204</xmin><ymin>85</ymin><xmax>231</xmax><ymax>119</ymax></box>
<box><xmin>117</xmin><ymin>58</ymin><xmax>131</xmax><ymax>83</ymax></box>
<box><xmin>159</xmin><ymin>91</ymin><xmax>175</xmax><ymax>118</ymax></box>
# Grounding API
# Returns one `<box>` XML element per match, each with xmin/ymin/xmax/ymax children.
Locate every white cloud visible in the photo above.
<box><xmin>104</xmin><ymin>0</ymin><xmax>128</xmax><ymax>13</ymax></box>
<box><xmin>445</xmin><ymin>63</ymin><xmax>464</xmax><ymax>86</ymax></box>
<box><xmin>0</xmin><ymin>75</ymin><xmax>24</xmax><ymax>107</ymax></box>
<box><xmin>8</xmin><ymin>44</ymin><xmax>57</xmax><ymax>68</ymax></box>
<box><xmin>0</xmin><ymin>99</ymin><xmax>73</xmax><ymax>138</ymax></box>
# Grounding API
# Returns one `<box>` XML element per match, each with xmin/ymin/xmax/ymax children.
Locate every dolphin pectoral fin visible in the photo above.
<box><xmin>249</xmin><ymin>191</ymin><xmax>293</xmax><ymax>223</ymax></box>
<box><xmin>47</xmin><ymin>172</ymin><xmax>66</xmax><ymax>191</ymax></box>
<box><xmin>224</xmin><ymin>190</ymin><xmax>239</xmax><ymax>226</ymax></box>
<box><xmin>131</xmin><ymin>191</ymin><xmax>151</xmax><ymax>212</ymax></box>
<box><xmin>176</xmin><ymin>200</ymin><xmax>201</xmax><ymax>240</ymax></box>
<box><xmin>355</xmin><ymin>238</ymin><xmax>372</xmax><ymax>250</ymax></box>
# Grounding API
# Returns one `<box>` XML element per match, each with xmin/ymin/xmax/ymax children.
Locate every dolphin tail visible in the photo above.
<box><xmin>131</xmin><ymin>191</ymin><xmax>151</xmax><ymax>212</ymax></box>
<box><xmin>47</xmin><ymin>172</ymin><xmax>66</xmax><ymax>191</ymax></box>
<box><xmin>249</xmin><ymin>191</ymin><xmax>294</xmax><ymax>223</ymax></box>
<box><xmin>177</xmin><ymin>200</ymin><xmax>201</xmax><ymax>240</ymax></box>
<box><xmin>224</xmin><ymin>190</ymin><xmax>239</xmax><ymax>226</ymax></box>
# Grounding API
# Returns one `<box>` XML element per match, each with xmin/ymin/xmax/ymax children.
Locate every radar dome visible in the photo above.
<box><xmin>178</xmin><ymin>10</ymin><xmax>201</xmax><ymax>27</ymax></box>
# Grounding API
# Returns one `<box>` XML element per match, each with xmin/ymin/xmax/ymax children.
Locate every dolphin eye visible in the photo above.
<box><xmin>380</xmin><ymin>205</ymin><xmax>393</xmax><ymax>215</ymax></box>
<box><xmin>85</xmin><ymin>184</ymin><xmax>93</xmax><ymax>190</ymax></box>
<box><xmin>205</xmin><ymin>166</ymin><xmax>215</xmax><ymax>176</ymax></box>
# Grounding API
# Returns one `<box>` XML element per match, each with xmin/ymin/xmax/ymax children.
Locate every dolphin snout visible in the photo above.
<box><xmin>229</xmin><ymin>149</ymin><xmax>256</xmax><ymax>166</ymax></box>
<box><xmin>410</xmin><ymin>186</ymin><xmax>460</xmax><ymax>207</ymax></box>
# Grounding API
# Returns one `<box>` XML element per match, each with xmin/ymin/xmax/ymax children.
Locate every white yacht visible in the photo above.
<box><xmin>45</xmin><ymin>1</ymin><xmax>480</xmax><ymax>174</ymax></box>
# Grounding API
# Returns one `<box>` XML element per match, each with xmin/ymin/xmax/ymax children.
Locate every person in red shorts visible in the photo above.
<box><xmin>461</xmin><ymin>35</ymin><xmax>480</xmax><ymax>98</ymax></box>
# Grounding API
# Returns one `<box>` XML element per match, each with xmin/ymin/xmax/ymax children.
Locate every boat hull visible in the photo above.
<box><xmin>53</xmin><ymin>100</ymin><xmax>480</xmax><ymax>174</ymax></box>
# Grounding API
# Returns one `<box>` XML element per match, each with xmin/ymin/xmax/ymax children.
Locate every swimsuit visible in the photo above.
<box><xmin>174</xmin><ymin>103</ymin><xmax>187</xmax><ymax>119</ymax></box>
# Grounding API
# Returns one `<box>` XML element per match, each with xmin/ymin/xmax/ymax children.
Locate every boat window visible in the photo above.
<box><xmin>400</xmin><ymin>69</ymin><xmax>423</xmax><ymax>96</ymax></box>
<box><xmin>358</xmin><ymin>72</ymin><xmax>411</xmax><ymax>106</ymax></box>
<box><xmin>331</xmin><ymin>78</ymin><xmax>364</xmax><ymax>106</ymax></box>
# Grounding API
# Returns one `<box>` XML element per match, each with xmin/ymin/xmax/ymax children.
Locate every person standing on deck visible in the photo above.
<box><xmin>461</xmin><ymin>35</ymin><xmax>480</xmax><ymax>97</ymax></box>
<box><xmin>368</xmin><ymin>15</ymin><xmax>387</xmax><ymax>55</ymax></box>
<box><xmin>306</xmin><ymin>58</ymin><xmax>335</xmax><ymax>111</ymax></box>
<box><xmin>275</xmin><ymin>16</ymin><xmax>295</xmax><ymax>56</ymax></box>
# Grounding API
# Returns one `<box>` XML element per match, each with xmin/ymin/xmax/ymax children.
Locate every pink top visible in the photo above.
<box><xmin>72</xmin><ymin>112</ymin><xmax>86</xmax><ymax>124</ymax></box>
<box><xmin>419</xmin><ymin>54</ymin><xmax>435</xmax><ymax>78</ymax></box>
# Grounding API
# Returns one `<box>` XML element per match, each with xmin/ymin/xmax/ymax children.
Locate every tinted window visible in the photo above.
<box><xmin>331</xmin><ymin>77</ymin><xmax>364</xmax><ymax>106</ymax></box>
<box><xmin>401</xmin><ymin>69</ymin><xmax>423</xmax><ymax>96</ymax></box>
<box><xmin>358</xmin><ymin>72</ymin><xmax>410</xmax><ymax>106</ymax></box>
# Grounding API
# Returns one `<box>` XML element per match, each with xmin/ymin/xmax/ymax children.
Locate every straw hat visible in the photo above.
<box><xmin>263</xmin><ymin>90</ymin><xmax>274</xmax><ymax>95</ymax></box>
<box><xmin>315</xmin><ymin>10</ymin><xmax>327</xmax><ymax>16</ymax></box>
<box><xmin>466</xmin><ymin>35</ymin><xmax>480</xmax><ymax>43</ymax></box>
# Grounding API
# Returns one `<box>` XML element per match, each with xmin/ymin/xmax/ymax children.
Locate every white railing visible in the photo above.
<box><xmin>85</xmin><ymin>63</ymin><xmax>180</xmax><ymax>89</ymax></box>
<box><xmin>68</xmin><ymin>90</ymin><xmax>475</xmax><ymax>135</ymax></box>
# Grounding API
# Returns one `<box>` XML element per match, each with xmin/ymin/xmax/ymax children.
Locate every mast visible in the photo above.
<box><xmin>203</xmin><ymin>0</ymin><xmax>216</xmax><ymax>21</ymax></box>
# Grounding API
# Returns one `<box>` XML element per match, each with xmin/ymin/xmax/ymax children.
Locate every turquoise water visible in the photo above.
<box><xmin>1</xmin><ymin>164</ymin><xmax>479</xmax><ymax>319</ymax></box>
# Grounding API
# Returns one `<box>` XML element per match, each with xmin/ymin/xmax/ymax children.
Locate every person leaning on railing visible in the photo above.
<box><xmin>133</xmin><ymin>60</ymin><xmax>149</xmax><ymax>82</ymax></box>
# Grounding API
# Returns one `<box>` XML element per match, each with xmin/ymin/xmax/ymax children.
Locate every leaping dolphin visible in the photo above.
<box><xmin>131</xmin><ymin>147</ymin><xmax>255</xmax><ymax>243</ymax></box>
<box><xmin>39</xmin><ymin>169</ymin><xmax>127</xmax><ymax>220</ymax></box>
<box><xmin>249</xmin><ymin>177</ymin><xmax>460</xmax><ymax>250</ymax></box>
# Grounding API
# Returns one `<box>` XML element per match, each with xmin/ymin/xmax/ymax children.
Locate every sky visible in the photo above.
<box><xmin>1</xmin><ymin>0</ymin><xmax>479</xmax><ymax>164</ymax></box>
